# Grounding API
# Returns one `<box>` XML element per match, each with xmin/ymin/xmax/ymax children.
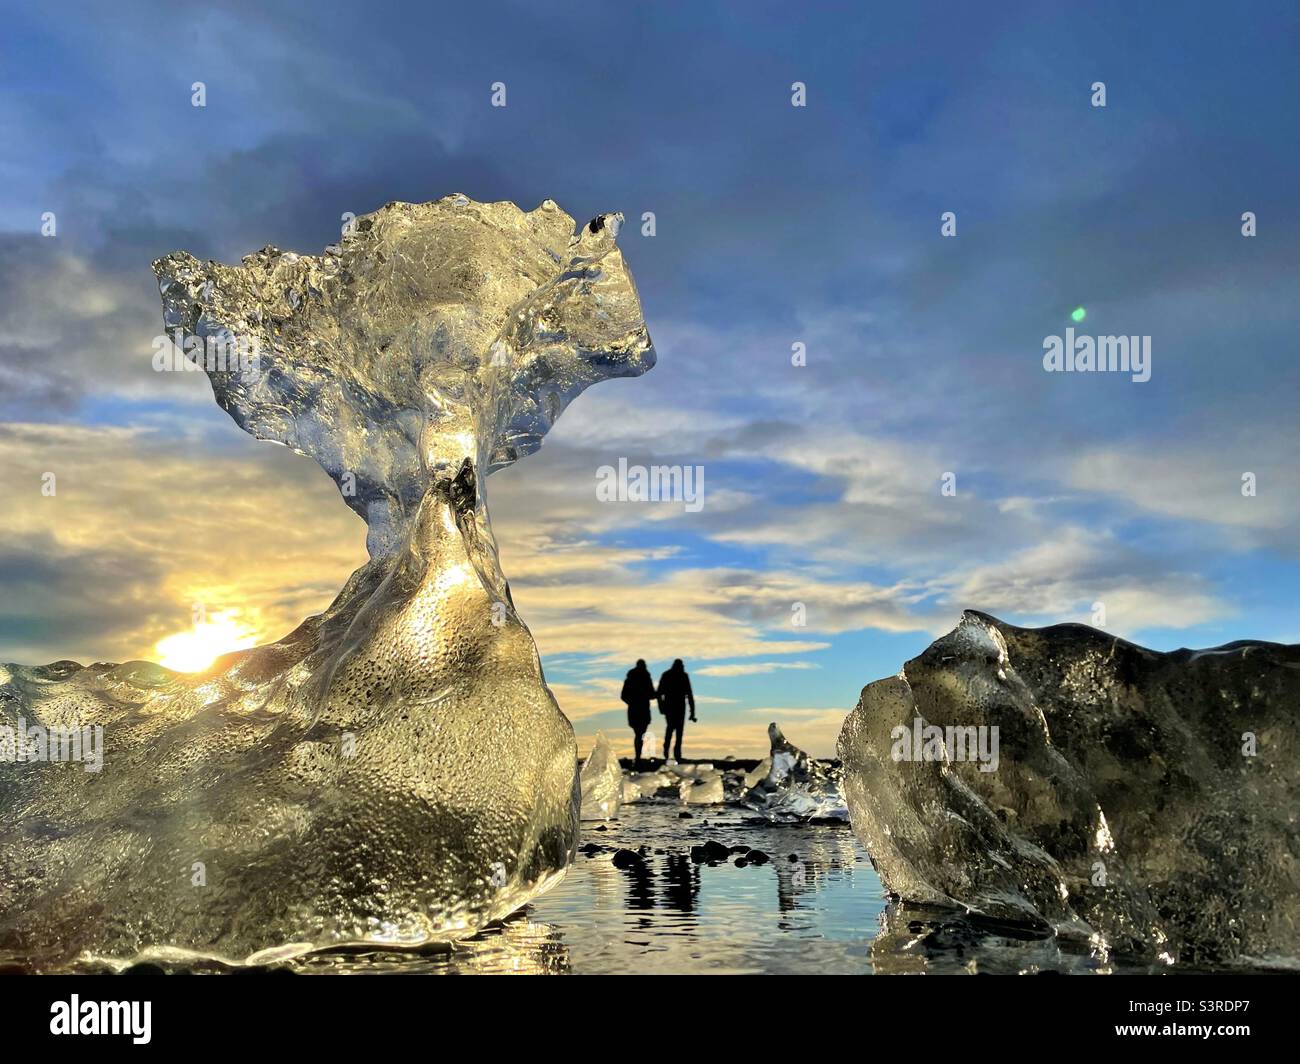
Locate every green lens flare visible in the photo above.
<box><xmin>1071</xmin><ymin>306</ymin><xmax>1087</xmax><ymax>322</ymax></box>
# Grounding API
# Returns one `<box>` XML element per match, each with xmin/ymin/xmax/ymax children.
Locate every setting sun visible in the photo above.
<box><xmin>155</xmin><ymin>612</ymin><xmax>259</xmax><ymax>673</ymax></box>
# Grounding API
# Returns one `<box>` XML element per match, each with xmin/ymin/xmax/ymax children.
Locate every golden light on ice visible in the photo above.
<box><xmin>155</xmin><ymin>612</ymin><xmax>258</xmax><ymax>673</ymax></box>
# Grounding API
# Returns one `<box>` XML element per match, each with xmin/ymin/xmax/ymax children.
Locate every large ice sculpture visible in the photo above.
<box><xmin>0</xmin><ymin>195</ymin><xmax>654</xmax><ymax>971</ymax></box>
<box><xmin>839</xmin><ymin>611</ymin><xmax>1300</xmax><ymax>968</ymax></box>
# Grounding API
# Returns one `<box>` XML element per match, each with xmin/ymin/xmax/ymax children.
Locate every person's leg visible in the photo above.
<box><xmin>663</xmin><ymin>722</ymin><xmax>674</xmax><ymax>760</ymax></box>
<box><xmin>633</xmin><ymin>730</ymin><xmax>643</xmax><ymax>767</ymax></box>
<box><xmin>673</xmin><ymin>715</ymin><xmax>684</xmax><ymax>760</ymax></box>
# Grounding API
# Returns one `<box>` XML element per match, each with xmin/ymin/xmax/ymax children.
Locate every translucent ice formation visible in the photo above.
<box><xmin>625</xmin><ymin>767</ymin><xmax>679</xmax><ymax>799</ymax></box>
<box><xmin>579</xmin><ymin>732</ymin><xmax>623</xmax><ymax>821</ymax></box>
<box><xmin>839</xmin><ymin>611</ymin><xmax>1300</xmax><ymax>967</ymax></box>
<box><xmin>0</xmin><ymin>195</ymin><xmax>654</xmax><ymax>971</ymax></box>
<box><xmin>665</xmin><ymin>761</ymin><xmax>714</xmax><ymax>779</ymax></box>
<box><xmin>742</xmin><ymin>723</ymin><xmax>848</xmax><ymax>822</ymax></box>
<box><xmin>743</xmin><ymin>758</ymin><xmax>772</xmax><ymax>790</ymax></box>
<box><xmin>678</xmin><ymin>772</ymin><xmax>726</xmax><ymax>805</ymax></box>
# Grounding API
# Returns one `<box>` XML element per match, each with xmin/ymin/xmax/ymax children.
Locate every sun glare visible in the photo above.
<box><xmin>155</xmin><ymin>612</ymin><xmax>258</xmax><ymax>673</ymax></box>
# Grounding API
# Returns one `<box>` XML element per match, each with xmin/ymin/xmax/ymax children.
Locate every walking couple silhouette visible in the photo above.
<box><xmin>620</xmin><ymin>658</ymin><xmax>695</xmax><ymax>768</ymax></box>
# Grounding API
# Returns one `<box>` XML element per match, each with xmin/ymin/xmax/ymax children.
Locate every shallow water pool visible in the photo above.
<box><xmin>297</xmin><ymin>801</ymin><xmax>887</xmax><ymax>974</ymax></box>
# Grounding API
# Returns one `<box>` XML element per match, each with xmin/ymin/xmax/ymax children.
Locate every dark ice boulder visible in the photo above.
<box><xmin>838</xmin><ymin>610</ymin><xmax>1300</xmax><ymax>967</ymax></box>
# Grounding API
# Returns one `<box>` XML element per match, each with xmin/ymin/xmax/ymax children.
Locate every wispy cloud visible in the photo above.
<box><xmin>696</xmin><ymin>661</ymin><xmax>820</xmax><ymax>677</ymax></box>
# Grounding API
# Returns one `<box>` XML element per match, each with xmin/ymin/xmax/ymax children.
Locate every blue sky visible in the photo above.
<box><xmin>1</xmin><ymin>0</ymin><xmax>1297</xmax><ymax>755</ymax></box>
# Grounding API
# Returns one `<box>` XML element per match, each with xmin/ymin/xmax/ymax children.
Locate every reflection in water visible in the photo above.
<box><xmin>293</xmin><ymin>803</ymin><xmax>885</xmax><ymax>974</ymax></box>
<box><xmin>621</xmin><ymin>852</ymin><xmax>655</xmax><ymax>932</ymax></box>
<box><xmin>291</xmin><ymin>914</ymin><xmax>574</xmax><ymax>975</ymax></box>
<box><xmin>131</xmin><ymin>801</ymin><xmax>1225</xmax><ymax>975</ymax></box>
<box><xmin>661</xmin><ymin>854</ymin><xmax>699</xmax><ymax>915</ymax></box>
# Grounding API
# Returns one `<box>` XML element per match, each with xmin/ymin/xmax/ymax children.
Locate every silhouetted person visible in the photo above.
<box><xmin>620</xmin><ymin>659</ymin><xmax>657</xmax><ymax>769</ymax></box>
<box><xmin>657</xmin><ymin>658</ymin><xmax>695</xmax><ymax>761</ymax></box>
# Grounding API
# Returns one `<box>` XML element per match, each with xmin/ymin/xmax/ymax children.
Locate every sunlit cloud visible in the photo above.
<box><xmin>0</xmin><ymin>422</ymin><xmax>365</xmax><ymax>664</ymax></box>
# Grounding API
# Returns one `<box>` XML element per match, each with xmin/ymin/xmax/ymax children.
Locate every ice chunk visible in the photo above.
<box><xmin>742</xmin><ymin>723</ymin><xmax>848</xmax><ymax>822</ymax></box>
<box><xmin>579</xmin><ymin>732</ymin><xmax>623</xmax><ymax>821</ymax></box>
<box><xmin>679</xmin><ymin>772</ymin><xmax>725</xmax><ymax>805</ymax></box>
<box><xmin>839</xmin><ymin>610</ymin><xmax>1300</xmax><ymax>966</ymax></box>
<box><xmin>743</xmin><ymin>758</ymin><xmax>772</xmax><ymax>790</ymax></box>
<box><xmin>627</xmin><ymin>768</ymin><xmax>678</xmax><ymax>799</ymax></box>
<box><xmin>0</xmin><ymin>195</ymin><xmax>655</xmax><ymax>971</ymax></box>
<box><xmin>665</xmin><ymin>761</ymin><xmax>714</xmax><ymax>779</ymax></box>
